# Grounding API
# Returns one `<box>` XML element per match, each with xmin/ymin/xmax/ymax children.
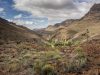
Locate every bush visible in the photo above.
<box><xmin>33</xmin><ymin>59</ymin><xmax>44</xmax><ymax>75</ymax></box>
<box><xmin>7</xmin><ymin>59</ymin><xmax>21</xmax><ymax>72</ymax></box>
<box><xmin>75</xmin><ymin>47</ymin><xmax>85</xmax><ymax>57</ymax></box>
<box><xmin>66</xmin><ymin>40</ymin><xmax>73</xmax><ymax>47</ymax></box>
<box><xmin>75</xmin><ymin>47</ymin><xmax>87</xmax><ymax>69</ymax></box>
<box><xmin>41</xmin><ymin>64</ymin><xmax>56</xmax><ymax>75</ymax></box>
<box><xmin>73</xmin><ymin>41</ymin><xmax>81</xmax><ymax>46</ymax></box>
<box><xmin>45</xmin><ymin>50</ymin><xmax>62</xmax><ymax>60</ymax></box>
<box><xmin>74</xmin><ymin>47</ymin><xmax>87</xmax><ymax>70</ymax></box>
<box><xmin>32</xmin><ymin>50</ymin><xmax>62</xmax><ymax>75</ymax></box>
<box><xmin>64</xmin><ymin>47</ymin><xmax>87</xmax><ymax>72</ymax></box>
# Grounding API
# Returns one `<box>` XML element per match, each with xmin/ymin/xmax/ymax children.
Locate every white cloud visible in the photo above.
<box><xmin>13</xmin><ymin>20</ymin><xmax>33</xmax><ymax>26</ymax></box>
<box><xmin>9</xmin><ymin>19</ymin><xmax>35</xmax><ymax>29</ymax></box>
<box><xmin>12</xmin><ymin>0</ymin><xmax>100</xmax><ymax>28</ymax></box>
<box><xmin>8</xmin><ymin>17</ymin><xmax>48</xmax><ymax>29</ymax></box>
<box><xmin>95</xmin><ymin>0</ymin><xmax>100</xmax><ymax>3</ymax></box>
<box><xmin>13</xmin><ymin>0</ymin><xmax>94</xmax><ymax>20</ymax></box>
<box><xmin>14</xmin><ymin>14</ymin><xmax>22</xmax><ymax>19</ymax></box>
<box><xmin>0</xmin><ymin>7</ymin><xmax>5</xmax><ymax>17</ymax></box>
<box><xmin>0</xmin><ymin>7</ymin><xmax>4</xmax><ymax>12</ymax></box>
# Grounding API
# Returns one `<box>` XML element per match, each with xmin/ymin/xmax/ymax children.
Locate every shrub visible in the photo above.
<box><xmin>32</xmin><ymin>50</ymin><xmax>62</xmax><ymax>75</ymax></box>
<box><xmin>75</xmin><ymin>47</ymin><xmax>85</xmax><ymax>57</ymax></box>
<box><xmin>33</xmin><ymin>59</ymin><xmax>44</xmax><ymax>75</ymax></box>
<box><xmin>33</xmin><ymin>59</ymin><xmax>44</xmax><ymax>69</ymax></box>
<box><xmin>44</xmin><ymin>50</ymin><xmax>62</xmax><ymax>60</ymax></box>
<box><xmin>66</xmin><ymin>40</ymin><xmax>73</xmax><ymax>47</ymax></box>
<box><xmin>41</xmin><ymin>64</ymin><xmax>56</xmax><ymax>75</ymax></box>
<box><xmin>48</xmin><ymin>40</ymin><xmax>56</xmax><ymax>48</ymax></box>
<box><xmin>64</xmin><ymin>47</ymin><xmax>87</xmax><ymax>72</ymax></box>
<box><xmin>65</xmin><ymin>61</ymin><xmax>76</xmax><ymax>72</ymax></box>
<box><xmin>72</xmin><ymin>47</ymin><xmax>87</xmax><ymax>71</ymax></box>
<box><xmin>22</xmin><ymin>53</ymin><xmax>33</xmax><ymax>59</ymax></box>
<box><xmin>73</xmin><ymin>41</ymin><xmax>81</xmax><ymax>46</ymax></box>
<box><xmin>7</xmin><ymin>59</ymin><xmax>21</xmax><ymax>72</ymax></box>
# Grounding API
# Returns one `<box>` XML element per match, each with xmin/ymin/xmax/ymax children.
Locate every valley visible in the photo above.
<box><xmin>0</xmin><ymin>3</ymin><xmax>100</xmax><ymax>75</ymax></box>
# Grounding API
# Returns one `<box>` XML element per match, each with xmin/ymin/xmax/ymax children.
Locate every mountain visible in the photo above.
<box><xmin>0</xmin><ymin>17</ymin><xmax>46</xmax><ymax>45</ymax></box>
<box><xmin>35</xmin><ymin>4</ymin><xmax>100</xmax><ymax>41</ymax></box>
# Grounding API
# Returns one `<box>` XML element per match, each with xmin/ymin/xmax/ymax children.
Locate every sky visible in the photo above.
<box><xmin>0</xmin><ymin>0</ymin><xmax>99</xmax><ymax>29</ymax></box>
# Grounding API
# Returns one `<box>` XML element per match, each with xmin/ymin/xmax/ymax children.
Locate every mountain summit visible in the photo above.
<box><xmin>90</xmin><ymin>4</ymin><xmax>100</xmax><ymax>13</ymax></box>
<box><xmin>83</xmin><ymin>4</ymin><xmax>100</xmax><ymax>20</ymax></box>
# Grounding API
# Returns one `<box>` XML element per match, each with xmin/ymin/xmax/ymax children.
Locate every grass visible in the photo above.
<box><xmin>0</xmin><ymin>40</ymin><xmax>88</xmax><ymax>75</ymax></box>
<box><xmin>41</xmin><ymin>64</ymin><xmax>56</xmax><ymax>75</ymax></box>
<box><xmin>7</xmin><ymin>58</ymin><xmax>21</xmax><ymax>72</ymax></box>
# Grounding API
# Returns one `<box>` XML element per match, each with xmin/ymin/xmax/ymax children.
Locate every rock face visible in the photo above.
<box><xmin>83</xmin><ymin>4</ymin><xmax>100</xmax><ymax>20</ymax></box>
<box><xmin>90</xmin><ymin>4</ymin><xmax>100</xmax><ymax>13</ymax></box>
<box><xmin>35</xmin><ymin>4</ymin><xmax>100</xmax><ymax>41</ymax></box>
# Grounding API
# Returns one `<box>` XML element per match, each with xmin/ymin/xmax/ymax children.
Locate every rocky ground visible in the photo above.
<box><xmin>0</xmin><ymin>40</ymin><xmax>100</xmax><ymax>75</ymax></box>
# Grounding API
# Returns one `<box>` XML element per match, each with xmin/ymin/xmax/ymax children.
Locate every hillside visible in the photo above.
<box><xmin>0</xmin><ymin>3</ymin><xmax>100</xmax><ymax>75</ymax></box>
<box><xmin>36</xmin><ymin>4</ymin><xmax>100</xmax><ymax>41</ymax></box>
<box><xmin>0</xmin><ymin>17</ymin><xmax>46</xmax><ymax>45</ymax></box>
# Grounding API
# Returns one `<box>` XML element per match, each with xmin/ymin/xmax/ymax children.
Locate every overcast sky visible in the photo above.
<box><xmin>0</xmin><ymin>0</ymin><xmax>99</xmax><ymax>29</ymax></box>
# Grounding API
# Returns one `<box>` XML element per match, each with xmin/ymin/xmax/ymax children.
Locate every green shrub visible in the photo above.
<box><xmin>75</xmin><ymin>47</ymin><xmax>85</xmax><ymax>57</ymax></box>
<box><xmin>45</xmin><ymin>51</ymin><xmax>62</xmax><ymax>60</ymax></box>
<box><xmin>32</xmin><ymin>50</ymin><xmax>62</xmax><ymax>75</ymax></box>
<box><xmin>7</xmin><ymin>59</ymin><xmax>21</xmax><ymax>72</ymax></box>
<box><xmin>64</xmin><ymin>47</ymin><xmax>87</xmax><ymax>72</ymax></box>
<box><xmin>22</xmin><ymin>52</ymin><xmax>33</xmax><ymax>59</ymax></box>
<box><xmin>73</xmin><ymin>47</ymin><xmax>87</xmax><ymax>71</ymax></box>
<box><xmin>48</xmin><ymin>40</ymin><xmax>56</xmax><ymax>48</ymax></box>
<box><xmin>66</xmin><ymin>40</ymin><xmax>73</xmax><ymax>47</ymax></box>
<box><xmin>41</xmin><ymin>64</ymin><xmax>56</xmax><ymax>75</ymax></box>
<box><xmin>33</xmin><ymin>59</ymin><xmax>44</xmax><ymax>69</ymax></box>
<box><xmin>33</xmin><ymin>59</ymin><xmax>44</xmax><ymax>75</ymax></box>
<box><xmin>73</xmin><ymin>41</ymin><xmax>81</xmax><ymax>46</ymax></box>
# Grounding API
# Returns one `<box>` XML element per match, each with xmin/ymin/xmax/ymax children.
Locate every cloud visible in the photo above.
<box><xmin>13</xmin><ymin>19</ymin><xmax>47</xmax><ymax>29</ymax></box>
<box><xmin>0</xmin><ymin>7</ymin><xmax>4</xmax><ymax>12</ymax></box>
<box><xmin>13</xmin><ymin>0</ymin><xmax>93</xmax><ymax>20</ymax></box>
<box><xmin>0</xmin><ymin>7</ymin><xmax>6</xmax><ymax>17</ymax></box>
<box><xmin>9</xmin><ymin>15</ymin><xmax>48</xmax><ymax>29</ymax></box>
<box><xmin>9</xmin><ymin>19</ymin><xmax>35</xmax><ymax>29</ymax></box>
<box><xmin>14</xmin><ymin>14</ymin><xmax>22</xmax><ymax>19</ymax></box>
<box><xmin>95</xmin><ymin>0</ymin><xmax>100</xmax><ymax>3</ymax></box>
<box><xmin>12</xmin><ymin>0</ymin><xmax>99</xmax><ymax>29</ymax></box>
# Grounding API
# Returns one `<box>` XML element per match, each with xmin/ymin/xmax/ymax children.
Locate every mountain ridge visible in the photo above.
<box><xmin>35</xmin><ymin>3</ymin><xmax>100</xmax><ymax>41</ymax></box>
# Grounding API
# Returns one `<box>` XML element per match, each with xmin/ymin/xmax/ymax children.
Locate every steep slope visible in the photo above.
<box><xmin>36</xmin><ymin>4</ymin><xmax>100</xmax><ymax>41</ymax></box>
<box><xmin>0</xmin><ymin>17</ymin><xmax>46</xmax><ymax>45</ymax></box>
<box><xmin>67</xmin><ymin>4</ymin><xmax>100</xmax><ymax>41</ymax></box>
